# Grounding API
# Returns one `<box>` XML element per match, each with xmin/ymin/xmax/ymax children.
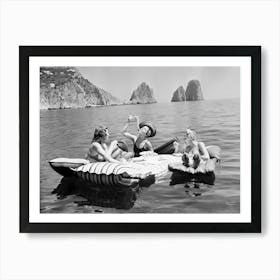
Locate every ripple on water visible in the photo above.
<box><xmin>40</xmin><ymin>99</ymin><xmax>240</xmax><ymax>213</ymax></box>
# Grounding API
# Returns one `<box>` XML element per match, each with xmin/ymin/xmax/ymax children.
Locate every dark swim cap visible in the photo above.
<box><xmin>139</xmin><ymin>121</ymin><xmax>156</xmax><ymax>137</ymax></box>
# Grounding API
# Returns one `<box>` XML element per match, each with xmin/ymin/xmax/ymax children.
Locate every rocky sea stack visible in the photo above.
<box><xmin>129</xmin><ymin>82</ymin><xmax>157</xmax><ymax>104</ymax></box>
<box><xmin>185</xmin><ymin>80</ymin><xmax>204</xmax><ymax>101</ymax></box>
<box><xmin>171</xmin><ymin>86</ymin><xmax>186</xmax><ymax>102</ymax></box>
<box><xmin>40</xmin><ymin>67</ymin><xmax>122</xmax><ymax>109</ymax></box>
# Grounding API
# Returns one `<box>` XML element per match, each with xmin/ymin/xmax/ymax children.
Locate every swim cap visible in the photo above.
<box><xmin>139</xmin><ymin>121</ymin><xmax>156</xmax><ymax>137</ymax></box>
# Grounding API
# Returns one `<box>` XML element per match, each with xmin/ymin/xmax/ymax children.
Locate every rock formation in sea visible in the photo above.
<box><xmin>40</xmin><ymin>67</ymin><xmax>122</xmax><ymax>109</ymax></box>
<box><xmin>129</xmin><ymin>82</ymin><xmax>157</xmax><ymax>104</ymax></box>
<box><xmin>185</xmin><ymin>80</ymin><xmax>204</xmax><ymax>101</ymax></box>
<box><xmin>171</xmin><ymin>86</ymin><xmax>186</xmax><ymax>102</ymax></box>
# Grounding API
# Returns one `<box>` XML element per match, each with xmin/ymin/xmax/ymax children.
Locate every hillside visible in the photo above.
<box><xmin>40</xmin><ymin>67</ymin><xmax>122</xmax><ymax>109</ymax></box>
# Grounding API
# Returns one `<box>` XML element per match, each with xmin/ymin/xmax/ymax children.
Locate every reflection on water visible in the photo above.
<box><xmin>170</xmin><ymin>171</ymin><xmax>216</xmax><ymax>198</ymax></box>
<box><xmin>169</xmin><ymin>169</ymin><xmax>216</xmax><ymax>186</ymax></box>
<box><xmin>51</xmin><ymin>175</ymin><xmax>155</xmax><ymax>211</ymax></box>
<box><xmin>41</xmin><ymin>99</ymin><xmax>240</xmax><ymax>213</ymax></box>
<box><xmin>50</xmin><ymin>172</ymin><xmax>215</xmax><ymax>211</ymax></box>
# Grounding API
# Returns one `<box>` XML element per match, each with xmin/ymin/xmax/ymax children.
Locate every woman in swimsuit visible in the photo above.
<box><xmin>122</xmin><ymin>115</ymin><xmax>156</xmax><ymax>157</ymax></box>
<box><xmin>182</xmin><ymin>128</ymin><xmax>210</xmax><ymax>169</ymax></box>
<box><xmin>86</xmin><ymin>126</ymin><xmax>126</xmax><ymax>163</ymax></box>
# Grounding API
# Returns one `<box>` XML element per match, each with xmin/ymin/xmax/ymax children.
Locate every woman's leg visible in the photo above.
<box><xmin>111</xmin><ymin>147</ymin><xmax>123</xmax><ymax>159</ymax></box>
<box><xmin>192</xmin><ymin>153</ymin><xmax>201</xmax><ymax>169</ymax></box>
<box><xmin>182</xmin><ymin>153</ymin><xmax>190</xmax><ymax>167</ymax></box>
<box><xmin>107</xmin><ymin>140</ymin><xmax>118</xmax><ymax>155</ymax></box>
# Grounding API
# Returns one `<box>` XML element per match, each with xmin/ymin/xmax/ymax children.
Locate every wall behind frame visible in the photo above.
<box><xmin>0</xmin><ymin>0</ymin><xmax>279</xmax><ymax>279</ymax></box>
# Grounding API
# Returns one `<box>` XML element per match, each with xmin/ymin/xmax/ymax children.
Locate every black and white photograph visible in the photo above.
<box><xmin>20</xmin><ymin>46</ymin><xmax>260</xmax><ymax>232</ymax></box>
<box><xmin>42</xmin><ymin>66</ymin><xmax>240</xmax><ymax>214</ymax></box>
<box><xmin>3</xmin><ymin>0</ymin><xmax>279</xmax><ymax>279</ymax></box>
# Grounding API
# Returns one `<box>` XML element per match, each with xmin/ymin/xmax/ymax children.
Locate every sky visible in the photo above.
<box><xmin>78</xmin><ymin>67</ymin><xmax>240</xmax><ymax>103</ymax></box>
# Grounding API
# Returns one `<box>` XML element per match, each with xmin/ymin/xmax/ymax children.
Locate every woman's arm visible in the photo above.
<box><xmin>173</xmin><ymin>140</ymin><xmax>180</xmax><ymax>153</ymax></box>
<box><xmin>144</xmin><ymin>140</ymin><xmax>153</xmax><ymax>151</ymax></box>
<box><xmin>135</xmin><ymin>116</ymin><xmax>140</xmax><ymax>130</ymax></box>
<box><xmin>199</xmin><ymin>142</ymin><xmax>210</xmax><ymax>160</ymax></box>
<box><xmin>107</xmin><ymin>140</ymin><xmax>118</xmax><ymax>155</ymax></box>
<box><xmin>121</xmin><ymin>120</ymin><xmax>137</xmax><ymax>142</ymax></box>
<box><xmin>93</xmin><ymin>142</ymin><xmax>120</xmax><ymax>163</ymax></box>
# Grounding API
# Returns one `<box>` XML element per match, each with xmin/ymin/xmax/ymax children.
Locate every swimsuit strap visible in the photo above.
<box><xmin>133</xmin><ymin>142</ymin><xmax>148</xmax><ymax>157</ymax></box>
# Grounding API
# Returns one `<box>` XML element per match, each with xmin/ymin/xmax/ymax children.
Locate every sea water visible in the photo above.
<box><xmin>40</xmin><ymin>99</ymin><xmax>240</xmax><ymax>213</ymax></box>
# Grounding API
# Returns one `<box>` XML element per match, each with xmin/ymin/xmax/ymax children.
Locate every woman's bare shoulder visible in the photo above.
<box><xmin>90</xmin><ymin>142</ymin><xmax>101</xmax><ymax>149</ymax></box>
<box><xmin>198</xmin><ymin>141</ymin><xmax>206</xmax><ymax>148</ymax></box>
<box><xmin>198</xmin><ymin>141</ymin><xmax>209</xmax><ymax>154</ymax></box>
<box><xmin>144</xmin><ymin>140</ymin><xmax>153</xmax><ymax>149</ymax></box>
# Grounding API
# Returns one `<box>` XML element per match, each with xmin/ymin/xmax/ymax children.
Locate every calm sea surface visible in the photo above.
<box><xmin>40</xmin><ymin>99</ymin><xmax>240</xmax><ymax>213</ymax></box>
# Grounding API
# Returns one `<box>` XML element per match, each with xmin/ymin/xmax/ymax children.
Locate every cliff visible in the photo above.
<box><xmin>40</xmin><ymin>67</ymin><xmax>122</xmax><ymax>109</ymax></box>
<box><xmin>171</xmin><ymin>86</ymin><xmax>186</xmax><ymax>102</ymax></box>
<box><xmin>129</xmin><ymin>82</ymin><xmax>157</xmax><ymax>104</ymax></box>
<box><xmin>185</xmin><ymin>80</ymin><xmax>204</xmax><ymax>101</ymax></box>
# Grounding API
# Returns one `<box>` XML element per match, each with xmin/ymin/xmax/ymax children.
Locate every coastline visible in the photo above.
<box><xmin>40</xmin><ymin>101</ymin><xmax>158</xmax><ymax>110</ymax></box>
<box><xmin>39</xmin><ymin>97</ymin><xmax>240</xmax><ymax>110</ymax></box>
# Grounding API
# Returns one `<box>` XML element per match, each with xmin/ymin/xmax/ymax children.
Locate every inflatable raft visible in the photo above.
<box><xmin>168</xmin><ymin>146</ymin><xmax>221</xmax><ymax>185</ymax></box>
<box><xmin>168</xmin><ymin>146</ymin><xmax>221</xmax><ymax>174</ymax></box>
<box><xmin>49</xmin><ymin>142</ymin><xmax>220</xmax><ymax>188</ymax></box>
<box><xmin>49</xmin><ymin>138</ymin><xmax>177</xmax><ymax>178</ymax></box>
<box><xmin>50</xmin><ymin>154</ymin><xmax>182</xmax><ymax>187</ymax></box>
<box><xmin>52</xmin><ymin>176</ymin><xmax>143</xmax><ymax>210</ymax></box>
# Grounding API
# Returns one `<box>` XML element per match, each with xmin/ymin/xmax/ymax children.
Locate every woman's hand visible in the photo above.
<box><xmin>128</xmin><ymin>115</ymin><xmax>136</xmax><ymax>122</ymax></box>
<box><xmin>173</xmin><ymin>141</ymin><xmax>180</xmax><ymax>153</ymax></box>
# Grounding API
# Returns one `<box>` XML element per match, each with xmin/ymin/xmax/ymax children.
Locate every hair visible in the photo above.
<box><xmin>91</xmin><ymin>125</ymin><xmax>108</xmax><ymax>143</ymax></box>
<box><xmin>185</xmin><ymin>128</ymin><xmax>198</xmax><ymax>142</ymax></box>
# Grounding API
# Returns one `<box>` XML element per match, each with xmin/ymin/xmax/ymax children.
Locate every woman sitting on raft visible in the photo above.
<box><xmin>181</xmin><ymin>128</ymin><xmax>210</xmax><ymax>169</ymax></box>
<box><xmin>122</xmin><ymin>115</ymin><xmax>156</xmax><ymax>157</ymax></box>
<box><xmin>86</xmin><ymin>126</ymin><xmax>129</xmax><ymax>163</ymax></box>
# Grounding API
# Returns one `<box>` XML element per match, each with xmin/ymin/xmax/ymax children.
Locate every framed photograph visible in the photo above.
<box><xmin>20</xmin><ymin>46</ymin><xmax>261</xmax><ymax>233</ymax></box>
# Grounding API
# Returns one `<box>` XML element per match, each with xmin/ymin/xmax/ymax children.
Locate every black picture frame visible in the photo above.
<box><xmin>20</xmin><ymin>46</ymin><xmax>261</xmax><ymax>233</ymax></box>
